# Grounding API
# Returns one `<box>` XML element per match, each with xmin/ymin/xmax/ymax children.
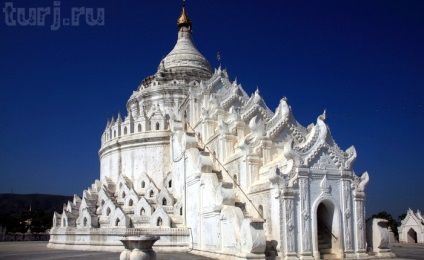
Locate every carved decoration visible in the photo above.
<box><xmin>356</xmin><ymin>200</ymin><xmax>366</xmax><ymax>250</ymax></box>
<box><xmin>299</xmin><ymin>178</ymin><xmax>311</xmax><ymax>252</ymax></box>
<box><xmin>353</xmin><ymin>171</ymin><xmax>369</xmax><ymax>192</ymax></box>
<box><xmin>343</xmin><ymin>181</ymin><xmax>353</xmax><ymax>250</ymax></box>
<box><xmin>320</xmin><ymin>175</ymin><xmax>331</xmax><ymax>194</ymax></box>
<box><xmin>285</xmin><ymin>199</ymin><xmax>295</xmax><ymax>253</ymax></box>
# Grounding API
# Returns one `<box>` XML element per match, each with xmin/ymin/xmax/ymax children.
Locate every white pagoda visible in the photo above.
<box><xmin>398</xmin><ymin>209</ymin><xmax>424</xmax><ymax>244</ymax></box>
<box><xmin>48</xmin><ymin>4</ymin><xmax>370</xmax><ymax>260</ymax></box>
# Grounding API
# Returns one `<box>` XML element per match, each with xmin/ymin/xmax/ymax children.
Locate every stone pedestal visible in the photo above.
<box><xmin>366</xmin><ymin>218</ymin><xmax>396</xmax><ymax>258</ymax></box>
<box><xmin>119</xmin><ymin>236</ymin><xmax>160</xmax><ymax>260</ymax></box>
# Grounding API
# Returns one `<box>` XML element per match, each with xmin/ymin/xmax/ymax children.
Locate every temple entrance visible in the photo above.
<box><xmin>316</xmin><ymin>201</ymin><xmax>341</xmax><ymax>259</ymax></box>
<box><xmin>407</xmin><ymin>228</ymin><xmax>418</xmax><ymax>243</ymax></box>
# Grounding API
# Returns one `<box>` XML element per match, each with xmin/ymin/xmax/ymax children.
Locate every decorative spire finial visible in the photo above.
<box><xmin>319</xmin><ymin>109</ymin><xmax>327</xmax><ymax>121</ymax></box>
<box><xmin>177</xmin><ymin>0</ymin><xmax>191</xmax><ymax>30</ymax></box>
<box><xmin>320</xmin><ymin>175</ymin><xmax>331</xmax><ymax>194</ymax></box>
<box><xmin>216</xmin><ymin>51</ymin><xmax>222</xmax><ymax>68</ymax></box>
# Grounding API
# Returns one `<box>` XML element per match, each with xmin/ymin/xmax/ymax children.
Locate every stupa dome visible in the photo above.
<box><xmin>161</xmin><ymin>32</ymin><xmax>212</xmax><ymax>74</ymax></box>
<box><xmin>160</xmin><ymin>5</ymin><xmax>212</xmax><ymax>74</ymax></box>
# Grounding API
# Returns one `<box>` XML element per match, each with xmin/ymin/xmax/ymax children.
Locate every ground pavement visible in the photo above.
<box><xmin>0</xmin><ymin>241</ymin><xmax>212</xmax><ymax>260</ymax></box>
<box><xmin>0</xmin><ymin>241</ymin><xmax>423</xmax><ymax>259</ymax></box>
<box><xmin>389</xmin><ymin>243</ymin><xmax>424</xmax><ymax>260</ymax></box>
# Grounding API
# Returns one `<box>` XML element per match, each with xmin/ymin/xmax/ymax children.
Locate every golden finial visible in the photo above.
<box><xmin>177</xmin><ymin>0</ymin><xmax>191</xmax><ymax>29</ymax></box>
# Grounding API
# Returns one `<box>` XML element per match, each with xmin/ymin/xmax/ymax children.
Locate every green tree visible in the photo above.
<box><xmin>398</xmin><ymin>213</ymin><xmax>406</xmax><ymax>221</ymax></box>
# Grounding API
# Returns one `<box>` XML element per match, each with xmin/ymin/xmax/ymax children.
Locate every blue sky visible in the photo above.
<box><xmin>1</xmin><ymin>0</ymin><xmax>423</xmax><ymax>218</ymax></box>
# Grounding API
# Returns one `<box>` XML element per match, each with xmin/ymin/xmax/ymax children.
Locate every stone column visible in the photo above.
<box><xmin>221</xmin><ymin>134</ymin><xmax>235</xmax><ymax>162</ymax></box>
<box><xmin>236</xmin><ymin>123</ymin><xmax>245</xmax><ymax>139</ymax></box>
<box><xmin>270</xmin><ymin>186</ymin><xmax>281</xmax><ymax>253</ymax></box>
<box><xmin>203</xmin><ymin>118</ymin><xmax>215</xmax><ymax>141</ymax></box>
<box><xmin>216</xmin><ymin>109</ymin><xmax>225</xmax><ymax>123</ymax></box>
<box><xmin>342</xmin><ymin>179</ymin><xmax>355</xmax><ymax>258</ymax></box>
<box><xmin>202</xmin><ymin>92</ymin><xmax>210</xmax><ymax>110</ymax></box>
<box><xmin>261</xmin><ymin>140</ymin><xmax>272</xmax><ymax>165</ymax></box>
<box><xmin>246</xmin><ymin>154</ymin><xmax>260</xmax><ymax>185</ymax></box>
<box><xmin>298</xmin><ymin>176</ymin><xmax>313</xmax><ymax>259</ymax></box>
<box><xmin>189</xmin><ymin>96</ymin><xmax>198</xmax><ymax>126</ymax></box>
<box><xmin>353</xmin><ymin>190</ymin><xmax>367</xmax><ymax>257</ymax></box>
<box><xmin>281</xmin><ymin>188</ymin><xmax>298</xmax><ymax>259</ymax></box>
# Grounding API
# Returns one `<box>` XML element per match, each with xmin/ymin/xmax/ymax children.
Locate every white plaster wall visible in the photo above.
<box><xmin>186</xmin><ymin>182</ymin><xmax>200</xmax><ymax>249</ymax></box>
<box><xmin>239</xmin><ymin>159</ymin><xmax>248</xmax><ymax>191</ymax></box>
<box><xmin>270</xmin><ymin>188</ymin><xmax>281</xmax><ymax>247</ymax></box>
<box><xmin>221</xmin><ymin>218</ymin><xmax>237</xmax><ymax>252</ymax></box>
<box><xmin>200</xmin><ymin>174</ymin><xmax>218</xmax><ymax>210</ymax></box>
<box><xmin>201</xmin><ymin>213</ymin><xmax>220</xmax><ymax>250</ymax></box>
<box><xmin>184</xmin><ymin>147</ymin><xmax>202</xmax><ymax>249</ymax></box>
<box><xmin>101</xmin><ymin>144</ymin><xmax>170</xmax><ymax>187</ymax></box>
<box><xmin>100</xmin><ymin>151</ymin><xmax>120</xmax><ymax>182</ymax></box>
<box><xmin>121</xmin><ymin>148</ymin><xmax>135</xmax><ymax>179</ymax></box>
<box><xmin>132</xmin><ymin>145</ymin><xmax>170</xmax><ymax>188</ymax></box>
<box><xmin>170</xmin><ymin>137</ymin><xmax>184</xmax><ymax>200</ymax></box>
<box><xmin>170</xmin><ymin>158</ymin><xmax>184</xmax><ymax>201</ymax></box>
<box><xmin>100</xmin><ymin>156</ymin><xmax>109</xmax><ymax>181</ymax></box>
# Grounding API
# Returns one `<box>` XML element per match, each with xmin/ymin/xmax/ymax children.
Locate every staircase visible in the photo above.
<box><xmin>318</xmin><ymin>222</ymin><xmax>338</xmax><ymax>260</ymax></box>
<box><xmin>318</xmin><ymin>234</ymin><xmax>337</xmax><ymax>259</ymax></box>
<box><xmin>192</xmin><ymin>126</ymin><xmax>263</xmax><ymax>221</ymax></box>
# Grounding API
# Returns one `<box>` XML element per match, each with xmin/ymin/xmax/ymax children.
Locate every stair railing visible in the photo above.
<box><xmin>187</xmin><ymin>122</ymin><xmax>265</xmax><ymax>221</ymax></box>
<box><xmin>318</xmin><ymin>221</ymin><xmax>338</xmax><ymax>240</ymax></box>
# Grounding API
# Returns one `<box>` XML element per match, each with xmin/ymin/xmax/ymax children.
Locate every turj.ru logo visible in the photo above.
<box><xmin>3</xmin><ymin>1</ymin><xmax>105</xmax><ymax>30</ymax></box>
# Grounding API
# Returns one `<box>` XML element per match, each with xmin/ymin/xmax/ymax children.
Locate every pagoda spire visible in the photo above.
<box><xmin>177</xmin><ymin>0</ymin><xmax>192</xmax><ymax>30</ymax></box>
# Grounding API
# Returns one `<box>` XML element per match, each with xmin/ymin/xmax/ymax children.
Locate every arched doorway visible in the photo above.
<box><xmin>315</xmin><ymin>200</ymin><xmax>341</xmax><ymax>259</ymax></box>
<box><xmin>407</xmin><ymin>228</ymin><xmax>418</xmax><ymax>243</ymax></box>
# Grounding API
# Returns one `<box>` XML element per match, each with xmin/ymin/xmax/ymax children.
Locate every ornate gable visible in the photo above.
<box><xmin>221</xmin><ymin>83</ymin><xmax>248</xmax><ymax>110</ymax></box>
<box><xmin>310</xmin><ymin>150</ymin><xmax>341</xmax><ymax>171</ymax></box>
<box><xmin>150</xmin><ymin>207</ymin><xmax>171</xmax><ymax>227</ymax></box>
<box><xmin>266</xmin><ymin>98</ymin><xmax>292</xmax><ymax>140</ymax></box>
<box><xmin>109</xmin><ymin>207</ymin><xmax>130</xmax><ymax>228</ymax></box>
<box><xmin>241</xmin><ymin>89</ymin><xmax>273</xmax><ymax>123</ymax></box>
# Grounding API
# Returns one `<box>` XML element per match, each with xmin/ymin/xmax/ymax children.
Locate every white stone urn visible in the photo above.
<box><xmin>119</xmin><ymin>236</ymin><xmax>160</xmax><ymax>260</ymax></box>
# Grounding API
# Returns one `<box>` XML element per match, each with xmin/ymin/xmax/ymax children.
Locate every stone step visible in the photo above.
<box><xmin>213</xmin><ymin>170</ymin><xmax>223</xmax><ymax>180</ymax></box>
<box><xmin>318</xmin><ymin>238</ymin><xmax>327</xmax><ymax>244</ymax></box>
<box><xmin>321</xmin><ymin>253</ymin><xmax>338</xmax><ymax>260</ymax></box>
<box><xmin>319</xmin><ymin>248</ymin><xmax>331</xmax><ymax>254</ymax></box>
<box><xmin>319</xmin><ymin>244</ymin><xmax>330</xmax><ymax>250</ymax></box>
<box><xmin>234</xmin><ymin>201</ymin><xmax>254</xmax><ymax>219</ymax></box>
<box><xmin>235</xmin><ymin>201</ymin><xmax>246</xmax><ymax>211</ymax></box>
